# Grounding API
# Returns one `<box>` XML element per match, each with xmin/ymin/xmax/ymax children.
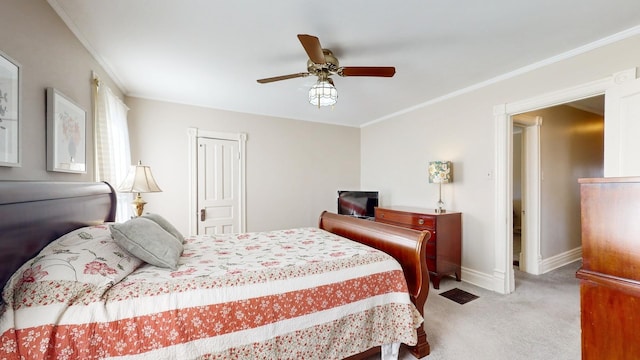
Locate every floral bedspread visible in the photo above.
<box><xmin>1</xmin><ymin>226</ymin><xmax>422</xmax><ymax>359</ymax></box>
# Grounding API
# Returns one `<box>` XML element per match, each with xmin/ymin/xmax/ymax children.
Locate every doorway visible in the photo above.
<box><xmin>188</xmin><ymin>128</ymin><xmax>247</xmax><ymax>235</ymax></box>
<box><xmin>197</xmin><ymin>137</ymin><xmax>240</xmax><ymax>234</ymax></box>
<box><xmin>512</xmin><ymin>101</ymin><xmax>604</xmax><ymax>278</ymax></box>
<box><xmin>493</xmin><ymin>74</ymin><xmax>616</xmax><ymax>294</ymax></box>
<box><xmin>495</xmin><ymin>68</ymin><xmax>638</xmax><ymax>294</ymax></box>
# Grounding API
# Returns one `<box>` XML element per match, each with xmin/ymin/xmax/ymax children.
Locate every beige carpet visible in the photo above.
<box><xmin>388</xmin><ymin>261</ymin><xmax>582</xmax><ymax>360</ymax></box>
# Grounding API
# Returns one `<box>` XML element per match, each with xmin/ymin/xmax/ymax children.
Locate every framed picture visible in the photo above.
<box><xmin>0</xmin><ymin>50</ymin><xmax>21</xmax><ymax>167</ymax></box>
<box><xmin>46</xmin><ymin>88</ymin><xmax>87</xmax><ymax>173</ymax></box>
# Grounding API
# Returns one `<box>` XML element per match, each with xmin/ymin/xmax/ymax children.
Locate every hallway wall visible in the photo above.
<box><xmin>523</xmin><ymin>105</ymin><xmax>604</xmax><ymax>258</ymax></box>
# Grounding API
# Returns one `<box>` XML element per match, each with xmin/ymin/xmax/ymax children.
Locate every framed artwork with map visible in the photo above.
<box><xmin>46</xmin><ymin>87</ymin><xmax>87</xmax><ymax>173</ymax></box>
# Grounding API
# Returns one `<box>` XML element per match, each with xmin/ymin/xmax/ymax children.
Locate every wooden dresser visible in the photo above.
<box><xmin>374</xmin><ymin>206</ymin><xmax>461</xmax><ymax>289</ymax></box>
<box><xmin>576</xmin><ymin>177</ymin><xmax>640</xmax><ymax>359</ymax></box>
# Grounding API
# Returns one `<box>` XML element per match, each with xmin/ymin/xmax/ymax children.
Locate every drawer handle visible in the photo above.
<box><xmin>418</xmin><ymin>219</ymin><xmax>424</xmax><ymax>225</ymax></box>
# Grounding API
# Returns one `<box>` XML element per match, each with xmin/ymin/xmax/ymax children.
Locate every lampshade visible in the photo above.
<box><xmin>308</xmin><ymin>80</ymin><xmax>337</xmax><ymax>107</ymax></box>
<box><xmin>428</xmin><ymin>161</ymin><xmax>452</xmax><ymax>184</ymax></box>
<box><xmin>118</xmin><ymin>161</ymin><xmax>162</xmax><ymax>217</ymax></box>
<box><xmin>118</xmin><ymin>161</ymin><xmax>162</xmax><ymax>194</ymax></box>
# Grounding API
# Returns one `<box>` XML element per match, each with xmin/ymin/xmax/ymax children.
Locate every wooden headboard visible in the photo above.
<box><xmin>0</xmin><ymin>181</ymin><xmax>117</xmax><ymax>294</ymax></box>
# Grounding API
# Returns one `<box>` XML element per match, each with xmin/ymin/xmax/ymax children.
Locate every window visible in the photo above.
<box><xmin>93</xmin><ymin>75</ymin><xmax>132</xmax><ymax>221</ymax></box>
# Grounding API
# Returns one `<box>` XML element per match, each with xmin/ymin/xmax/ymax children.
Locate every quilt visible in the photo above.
<box><xmin>0</xmin><ymin>225</ymin><xmax>422</xmax><ymax>359</ymax></box>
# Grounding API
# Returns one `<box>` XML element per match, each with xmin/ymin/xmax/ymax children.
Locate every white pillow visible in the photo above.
<box><xmin>110</xmin><ymin>218</ymin><xmax>184</xmax><ymax>269</ymax></box>
<box><xmin>2</xmin><ymin>225</ymin><xmax>145</xmax><ymax>310</ymax></box>
<box><xmin>6</xmin><ymin>225</ymin><xmax>143</xmax><ymax>287</ymax></box>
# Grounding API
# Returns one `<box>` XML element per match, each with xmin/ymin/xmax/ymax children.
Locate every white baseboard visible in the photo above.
<box><xmin>459</xmin><ymin>266</ymin><xmax>500</xmax><ymax>292</ymax></box>
<box><xmin>540</xmin><ymin>246</ymin><xmax>582</xmax><ymax>274</ymax></box>
<box><xmin>456</xmin><ymin>248</ymin><xmax>583</xmax><ymax>294</ymax></box>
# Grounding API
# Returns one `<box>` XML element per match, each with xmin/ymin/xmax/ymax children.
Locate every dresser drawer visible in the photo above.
<box><xmin>375</xmin><ymin>208</ymin><xmax>435</xmax><ymax>230</ymax></box>
<box><xmin>375</xmin><ymin>206</ymin><xmax>462</xmax><ymax>289</ymax></box>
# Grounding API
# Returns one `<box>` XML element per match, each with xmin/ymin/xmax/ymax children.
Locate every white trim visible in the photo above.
<box><xmin>493</xmin><ymin>104</ymin><xmax>514</xmax><ymax>294</ymax></box>
<box><xmin>188</xmin><ymin>128</ymin><xmax>198</xmax><ymax>236</ymax></box>
<box><xmin>188</xmin><ymin>128</ymin><xmax>247</xmax><ymax>236</ymax></box>
<box><xmin>512</xmin><ymin>115</ymin><xmax>543</xmax><ymax>275</ymax></box>
<box><xmin>540</xmin><ymin>247</ymin><xmax>582</xmax><ymax>274</ymax></box>
<box><xmin>493</xmin><ymin>76</ymin><xmax>613</xmax><ymax>294</ymax></box>
<box><xmin>603</xmin><ymin>68</ymin><xmax>639</xmax><ymax>177</ymax></box>
<box><xmin>522</xmin><ymin>119</ymin><xmax>542</xmax><ymax>275</ymax></box>
<box><xmin>512</xmin><ymin>114</ymin><xmax>540</xmax><ymax>127</ymax></box>
<box><xmin>460</xmin><ymin>267</ymin><xmax>499</xmax><ymax>293</ymax></box>
<box><xmin>363</xmin><ymin>25</ymin><xmax>640</xmax><ymax>128</ymax></box>
<box><xmin>505</xmin><ymin>78</ymin><xmax>612</xmax><ymax>115</ymax></box>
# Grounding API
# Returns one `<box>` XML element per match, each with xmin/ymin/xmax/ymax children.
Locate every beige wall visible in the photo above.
<box><xmin>126</xmin><ymin>97</ymin><xmax>361</xmax><ymax>234</ymax></box>
<box><xmin>362</xmin><ymin>89</ymin><xmax>497</xmax><ymax>273</ymax></box>
<box><xmin>0</xmin><ymin>0</ymin><xmax>122</xmax><ymax>181</ymax></box>
<box><xmin>531</xmin><ymin>105</ymin><xmax>604</xmax><ymax>258</ymax></box>
<box><xmin>361</xmin><ymin>34</ymin><xmax>640</xmax><ymax>280</ymax></box>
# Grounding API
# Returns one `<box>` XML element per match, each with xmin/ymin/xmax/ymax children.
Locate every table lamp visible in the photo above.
<box><xmin>118</xmin><ymin>160</ymin><xmax>162</xmax><ymax>217</ymax></box>
<box><xmin>428</xmin><ymin>161</ymin><xmax>452</xmax><ymax>214</ymax></box>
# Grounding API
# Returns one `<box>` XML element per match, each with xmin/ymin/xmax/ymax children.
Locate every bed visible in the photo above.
<box><xmin>0</xmin><ymin>181</ymin><xmax>431</xmax><ymax>359</ymax></box>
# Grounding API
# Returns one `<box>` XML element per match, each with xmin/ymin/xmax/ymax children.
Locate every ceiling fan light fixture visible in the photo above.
<box><xmin>308</xmin><ymin>80</ymin><xmax>337</xmax><ymax>107</ymax></box>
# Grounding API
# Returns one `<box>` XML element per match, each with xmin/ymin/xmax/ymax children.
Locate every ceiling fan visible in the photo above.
<box><xmin>257</xmin><ymin>34</ymin><xmax>396</xmax><ymax>107</ymax></box>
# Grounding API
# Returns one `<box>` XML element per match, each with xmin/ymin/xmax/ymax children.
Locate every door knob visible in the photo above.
<box><xmin>200</xmin><ymin>209</ymin><xmax>206</xmax><ymax>221</ymax></box>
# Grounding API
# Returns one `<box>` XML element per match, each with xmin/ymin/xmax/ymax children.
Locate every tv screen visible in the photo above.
<box><xmin>337</xmin><ymin>190</ymin><xmax>379</xmax><ymax>219</ymax></box>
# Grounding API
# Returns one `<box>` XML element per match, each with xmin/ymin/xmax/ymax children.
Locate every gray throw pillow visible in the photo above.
<box><xmin>110</xmin><ymin>217</ymin><xmax>184</xmax><ymax>269</ymax></box>
<box><xmin>141</xmin><ymin>213</ymin><xmax>185</xmax><ymax>243</ymax></box>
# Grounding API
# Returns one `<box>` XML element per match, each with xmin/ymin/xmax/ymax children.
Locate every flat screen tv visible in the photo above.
<box><xmin>337</xmin><ymin>190</ymin><xmax>379</xmax><ymax>219</ymax></box>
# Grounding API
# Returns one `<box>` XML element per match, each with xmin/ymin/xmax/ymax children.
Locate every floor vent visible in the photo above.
<box><xmin>439</xmin><ymin>288</ymin><xmax>479</xmax><ymax>305</ymax></box>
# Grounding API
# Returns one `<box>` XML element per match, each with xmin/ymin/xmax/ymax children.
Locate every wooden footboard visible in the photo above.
<box><xmin>319</xmin><ymin>211</ymin><xmax>431</xmax><ymax>358</ymax></box>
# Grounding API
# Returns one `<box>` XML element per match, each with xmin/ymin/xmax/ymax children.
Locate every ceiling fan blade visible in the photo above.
<box><xmin>257</xmin><ymin>72</ymin><xmax>309</xmax><ymax>84</ymax></box>
<box><xmin>297</xmin><ymin>34</ymin><xmax>326</xmax><ymax>64</ymax></box>
<box><xmin>340</xmin><ymin>66</ymin><xmax>396</xmax><ymax>77</ymax></box>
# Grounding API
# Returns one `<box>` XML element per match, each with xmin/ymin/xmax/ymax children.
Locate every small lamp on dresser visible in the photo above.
<box><xmin>117</xmin><ymin>160</ymin><xmax>162</xmax><ymax>217</ymax></box>
<box><xmin>428</xmin><ymin>161</ymin><xmax>452</xmax><ymax>214</ymax></box>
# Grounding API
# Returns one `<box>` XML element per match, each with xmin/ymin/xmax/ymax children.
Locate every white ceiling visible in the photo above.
<box><xmin>48</xmin><ymin>0</ymin><xmax>640</xmax><ymax>127</ymax></box>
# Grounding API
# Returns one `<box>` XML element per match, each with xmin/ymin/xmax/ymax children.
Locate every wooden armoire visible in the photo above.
<box><xmin>576</xmin><ymin>177</ymin><xmax>640</xmax><ymax>359</ymax></box>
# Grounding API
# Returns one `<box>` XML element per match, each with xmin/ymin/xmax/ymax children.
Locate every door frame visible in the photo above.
<box><xmin>512</xmin><ymin>114</ymin><xmax>542</xmax><ymax>275</ymax></box>
<box><xmin>492</xmin><ymin>73</ymin><xmax>621</xmax><ymax>294</ymax></box>
<box><xmin>188</xmin><ymin>128</ymin><xmax>247</xmax><ymax>235</ymax></box>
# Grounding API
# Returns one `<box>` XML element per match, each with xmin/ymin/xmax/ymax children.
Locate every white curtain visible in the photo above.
<box><xmin>93</xmin><ymin>75</ymin><xmax>132</xmax><ymax>222</ymax></box>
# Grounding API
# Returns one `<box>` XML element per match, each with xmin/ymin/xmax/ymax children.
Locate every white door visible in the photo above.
<box><xmin>197</xmin><ymin>137</ymin><xmax>240</xmax><ymax>234</ymax></box>
<box><xmin>604</xmin><ymin>75</ymin><xmax>640</xmax><ymax>177</ymax></box>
